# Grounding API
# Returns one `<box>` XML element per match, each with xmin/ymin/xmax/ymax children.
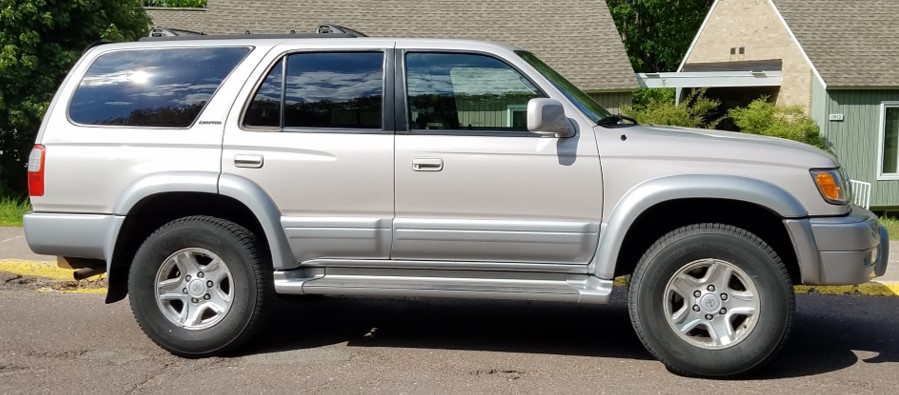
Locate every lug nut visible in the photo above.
<box><xmin>203</xmin><ymin>294</ymin><xmax>211</xmax><ymax>300</ymax></box>
<box><xmin>705</xmin><ymin>314</ymin><xmax>714</xmax><ymax>320</ymax></box>
<box><xmin>185</xmin><ymin>275</ymin><xmax>192</xmax><ymax>281</ymax></box>
<box><xmin>707</xmin><ymin>285</ymin><xmax>716</xmax><ymax>292</ymax></box>
<box><xmin>206</xmin><ymin>280</ymin><xmax>214</xmax><ymax>288</ymax></box>
<box><xmin>721</xmin><ymin>293</ymin><xmax>728</xmax><ymax>300</ymax></box>
<box><xmin>693</xmin><ymin>290</ymin><xmax>701</xmax><ymax>297</ymax></box>
<box><xmin>198</xmin><ymin>272</ymin><xmax>205</xmax><ymax>278</ymax></box>
<box><xmin>191</xmin><ymin>297</ymin><xmax>199</xmax><ymax>303</ymax></box>
<box><xmin>182</xmin><ymin>288</ymin><xmax>188</xmax><ymax>294</ymax></box>
<box><xmin>692</xmin><ymin>305</ymin><xmax>700</xmax><ymax>312</ymax></box>
<box><xmin>720</xmin><ymin>308</ymin><xmax>727</xmax><ymax>314</ymax></box>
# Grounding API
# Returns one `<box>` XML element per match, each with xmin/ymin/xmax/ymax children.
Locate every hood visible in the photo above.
<box><xmin>600</xmin><ymin>124</ymin><xmax>839</xmax><ymax>169</ymax></box>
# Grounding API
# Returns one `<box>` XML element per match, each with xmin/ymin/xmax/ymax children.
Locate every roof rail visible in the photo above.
<box><xmin>315</xmin><ymin>24</ymin><xmax>368</xmax><ymax>37</ymax></box>
<box><xmin>140</xmin><ymin>25</ymin><xmax>367</xmax><ymax>42</ymax></box>
<box><xmin>149</xmin><ymin>27</ymin><xmax>206</xmax><ymax>37</ymax></box>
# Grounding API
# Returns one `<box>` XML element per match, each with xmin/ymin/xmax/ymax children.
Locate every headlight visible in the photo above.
<box><xmin>810</xmin><ymin>168</ymin><xmax>849</xmax><ymax>205</ymax></box>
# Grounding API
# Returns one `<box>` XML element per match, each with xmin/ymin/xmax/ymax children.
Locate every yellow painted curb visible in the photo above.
<box><xmin>795</xmin><ymin>282</ymin><xmax>899</xmax><ymax>297</ymax></box>
<box><xmin>0</xmin><ymin>259</ymin><xmax>75</xmax><ymax>281</ymax></box>
<box><xmin>36</xmin><ymin>287</ymin><xmax>107</xmax><ymax>295</ymax></box>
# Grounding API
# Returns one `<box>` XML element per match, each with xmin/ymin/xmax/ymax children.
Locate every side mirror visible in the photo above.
<box><xmin>527</xmin><ymin>98</ymin><xmax>574</xmax><ymax>137</ymax></box>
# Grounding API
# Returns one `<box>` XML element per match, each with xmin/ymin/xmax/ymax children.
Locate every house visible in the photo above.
<box><xmin>643</xmin><ymin>0</ymin><xmax>898</xmax><ymax>210</ymax></box>
<box><xmin>144</xmin><ymin>0</ymin><xmax>637</xmax><ymax>113</ymax></box>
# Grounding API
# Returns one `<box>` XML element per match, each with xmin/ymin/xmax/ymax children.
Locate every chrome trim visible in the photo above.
<box><xmin>299</xmin><ymin>258</ymin><xmax>590</xmax><ymax>274</ymax></box>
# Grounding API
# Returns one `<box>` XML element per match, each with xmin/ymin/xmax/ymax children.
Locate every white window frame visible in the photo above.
<box><xmin>877</xmin><ymin>101</ymin><xmax>899</xmax><ymax>180</ymax></box>
<box><xmin>506</xmin><ymin>104</ymin><xmax>527</xmax><ymax>128</ymax></box>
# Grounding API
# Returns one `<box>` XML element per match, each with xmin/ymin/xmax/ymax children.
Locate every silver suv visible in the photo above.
<box><xmin>24</xmin><ymin>34</ymin><xmax>890</xmax><ymax>378</ymax></box>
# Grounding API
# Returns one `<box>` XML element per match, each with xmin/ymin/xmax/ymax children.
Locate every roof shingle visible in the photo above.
<box><xmin>773</xmin><ymin>0</ymin><xmax>899</xmax><ymax>88</ymax></box>
<box><xmin>198</xmin><ymin>0</ymin><xmax>637</xmax><ymax>91</ymax></box>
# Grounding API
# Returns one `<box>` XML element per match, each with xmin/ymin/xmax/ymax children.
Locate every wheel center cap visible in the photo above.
<box><xmin>188</xmin><ymin>279</ymin><xmax>207</xmax><ymax>297</ymax></box>
<box><xmin>700</xmin><ymin>293</ymin><xmax>721</xmax><ymax>313</ymax></box>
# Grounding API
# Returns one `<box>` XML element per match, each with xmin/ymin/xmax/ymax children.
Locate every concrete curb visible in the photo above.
<box><xmin>2</xmin><ymin>259</ymin><xmax>896</xmax><ymax>297</ymax></box>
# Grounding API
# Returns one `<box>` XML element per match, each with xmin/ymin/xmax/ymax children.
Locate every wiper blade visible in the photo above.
<box><xmin>597</xmin><ymin>114</ymin><xmax>638</xmax><ymax>126</ymax></box>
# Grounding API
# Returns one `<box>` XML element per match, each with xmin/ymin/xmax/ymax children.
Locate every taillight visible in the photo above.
<box><xmin>27</xmin><ymin>145</ymin><xmax>45</xmax><ymax>197</ymax></box>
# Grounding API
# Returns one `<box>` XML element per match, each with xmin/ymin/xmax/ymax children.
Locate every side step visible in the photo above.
<box><xmin>274</xmin><ymin>267</ymin><xmax>613</xmax><ymax>304</ymax></box>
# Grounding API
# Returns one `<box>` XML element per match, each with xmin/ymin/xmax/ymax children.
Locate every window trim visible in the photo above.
<box><xmin>877</xmin><ymin>101</ymin><xmax>899</xmax><ymax>180</ymax></box>
<box><xmin>398</xmin><ymin>49</ymin><xmax>557</xmax><ymax>138</ymax></box>
<box><xmin>66</xmin><ymin>46</ymin><xmax>254</xmax><ymax>130</ymax></box>
<box><xmin>238</xmin><ymin>49</ymin><xmax>392</xmax><ymax>135</ymax></box>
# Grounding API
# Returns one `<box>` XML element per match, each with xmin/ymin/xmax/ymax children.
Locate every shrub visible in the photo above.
<box><xmin>727</xmin><ymin>98</ymin><xmax>829</xmax><ymax>151</ymax></box>
<box><xmin>622</xmin><ymin>88</ymin><xmax>721</xmax><ymax>128</ymax></box>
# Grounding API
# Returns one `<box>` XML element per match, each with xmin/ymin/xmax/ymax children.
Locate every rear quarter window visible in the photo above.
<box><xmin>68</xmin><ymin>47</ymin><xmax>251</xmax><ymax>128</ymax></box>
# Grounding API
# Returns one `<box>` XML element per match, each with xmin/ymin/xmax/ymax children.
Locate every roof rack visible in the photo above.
<box><xmin>148</xmin><ymin>27</ymin><xmax>206</xmax><ymax>37</ymax></box>
<box><xmin>141</xmin><ymin>24</ymin><xmax>367</xmax><ymax>41</ymax></box>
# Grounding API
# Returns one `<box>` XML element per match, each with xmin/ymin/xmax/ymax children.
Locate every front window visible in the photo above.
<box><xmin>405</xmin><ymin>52</ymin><xmax>544</xmax><ymax>133</ymax></box>
<box><xmin>516</xmin><ymin>50</ymin><xmax>611</xmax><ymax>123</ymax></box>
<box><xmin>881</xmin><ymin>103</ymin><xmax>899</xmax><ymax>179</ymax></box>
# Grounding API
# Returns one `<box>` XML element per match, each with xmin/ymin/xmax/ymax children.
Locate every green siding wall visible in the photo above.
<box><xmin>818</xmin><ymin>89</ymin><xmax>899</xmax><ymax>208</ymax></box>
<box><xmin>589</xmin><ymin>91</ymin><xmax>633</xmax><ymax>115</ymax></box>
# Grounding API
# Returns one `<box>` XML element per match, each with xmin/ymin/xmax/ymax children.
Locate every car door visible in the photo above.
<box><xmin>392</xmin><ymin>49</ymin><xmax>603</xmax><ymax>265</ymax></box>
<box><xmin>222</xmin><ymin>42</ymin><xmax>395</xmax><ymax>263</ymax></box>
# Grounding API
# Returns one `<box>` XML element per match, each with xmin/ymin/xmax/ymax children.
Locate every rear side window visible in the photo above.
<box><xmin>69</xmin><ymin>47</ymin><xmax>250</xmax><ymax>127</ymax></box>
<box><xmin>243</xmin><ymin>51</ymin><xmax>384</xmax><ymax>130</ymax></box>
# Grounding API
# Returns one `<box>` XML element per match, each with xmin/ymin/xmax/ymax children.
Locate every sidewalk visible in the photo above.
<box><xmin>2</xmin><ymin>226</ymin><xmax>897</xmax><ymax>292</ymax></box>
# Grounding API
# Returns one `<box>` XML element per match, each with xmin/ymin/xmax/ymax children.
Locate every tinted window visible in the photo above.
<box><xmin>243</xmin><ymin>52</ymin><xmax>384</xmax><ymax>130</ymax></box>
<box><xmin>244</xmin><ymin>59</ymin><xmax>284</xmax><ymax>128</ymax></box>
<box><xmin>406</xmin><ymin>53</ymin><xmax>543</xmax><ymax>132</ymax></box>
<box><xmin>70</xmin><ymin>47</ymin><xmax>250</xmax><ymax>127</ymax></box>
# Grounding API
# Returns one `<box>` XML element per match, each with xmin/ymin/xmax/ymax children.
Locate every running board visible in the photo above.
<box><xmin>273</xmin><ymin>267</ymin><xmax>613</xmax><ymax>304</ymax></box>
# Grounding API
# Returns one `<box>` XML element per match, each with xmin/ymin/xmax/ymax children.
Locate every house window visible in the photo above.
<box><xmin>880</xmin><ymin>103</ymin><xmax>899</xmax><ymax>178</ymax></box>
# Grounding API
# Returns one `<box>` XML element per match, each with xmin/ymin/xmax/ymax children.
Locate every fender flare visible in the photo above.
<box><xmin>589</xmin><ymin>174</ymin><xmax>807</xmax><ymax>279</ymax></box>
<box><xmin>111</xmin><ymin>171</ymin><xmax>293</xmax><ymax>271</ymax></box>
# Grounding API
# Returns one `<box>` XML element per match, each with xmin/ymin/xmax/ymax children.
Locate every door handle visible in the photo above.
<box><xmin>234</xmin><ymin>154</ymin><xmax>264</xmax><ymax>168</ymax></box>
<box><xmin>412</xmin><ymin>157</ymin><xmax>444</xmax><ymax>172</ymax></box>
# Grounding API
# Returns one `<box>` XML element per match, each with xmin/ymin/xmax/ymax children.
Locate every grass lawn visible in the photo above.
<box><xmin>0</xmin><ymin>197</ymin><xmax>30</xmax><ymax>227</ymax></box>
<box><xmin>881</xmin><ymin>216</ymin><xmax>899</xmax><ymax>240</ymax></box>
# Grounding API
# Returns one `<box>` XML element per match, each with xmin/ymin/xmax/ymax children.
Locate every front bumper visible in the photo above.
<box><xmin>785</xmin><ymin>207</ymin><xmax>890</xmax><ymax>285</ymax></box>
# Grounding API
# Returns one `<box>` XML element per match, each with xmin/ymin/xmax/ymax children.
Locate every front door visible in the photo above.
<box><xmin>392</xmin><ymin>50</ymin><xmax>603</xmax><ymax>265</ymax></box>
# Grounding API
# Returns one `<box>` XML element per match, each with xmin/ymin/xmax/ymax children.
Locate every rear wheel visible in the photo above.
<box><xmin>128</xmin><ymin>216</ymin><xmax>271</xmax><ymax>357</ymax></box>
<box><xmin>628</xmin><ymin>223</ymin><xmax>794</xmax><ymax>378</ymax></box>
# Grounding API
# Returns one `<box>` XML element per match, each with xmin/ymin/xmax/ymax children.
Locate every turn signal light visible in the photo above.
<box><xmin>810</xmin><ymin>169</ymin><xmax>848</xmax><ymax>205</ymax></box>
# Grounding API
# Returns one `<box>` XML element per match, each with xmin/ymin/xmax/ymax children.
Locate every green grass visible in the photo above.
<box><xmin>881</xmin><ymin>216</ymin><xmax>899</xmax><ymax>240</ymax></box>
<box><xmin>0</xmin><ymin>197</ymin><xmax>30</xmax><ymax>227</ymax></box>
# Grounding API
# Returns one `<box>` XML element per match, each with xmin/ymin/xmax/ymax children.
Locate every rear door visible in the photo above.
<box><xmin>222</xmin><ymin>41</ymin><xmax>396</xmax><ymax>263</ymax></box>
<box><xmin>391</xmin><ymin>48</ymin><xmax>604</xmax><ymax>265</ymax></box>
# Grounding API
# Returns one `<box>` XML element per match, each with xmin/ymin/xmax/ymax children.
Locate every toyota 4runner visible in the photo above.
<box><xmin>24</xmin><ymin>33</ymin><xmax>890</xmax><ymax>378</ymax></box>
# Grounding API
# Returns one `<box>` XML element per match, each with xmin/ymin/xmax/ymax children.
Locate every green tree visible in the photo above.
<box><xmin>606</xmin><ymin>0</ymin><xmax>714</xmax><ymax>72</ymax></box>
<box><xmin>0</xmin><ymin>0</ymin><xmax>149</xmax><ymax>196</ymax></box>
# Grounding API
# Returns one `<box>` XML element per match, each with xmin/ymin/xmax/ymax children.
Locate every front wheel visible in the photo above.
<box><xmin>128</xmin><ymin>216</ymin><xmax>272</xmax><ymax>357</ymax></box>
<box><xmin>628</xmin><ymin>223</ymin><xmax>794</xmax><ymax>378</ymax></box>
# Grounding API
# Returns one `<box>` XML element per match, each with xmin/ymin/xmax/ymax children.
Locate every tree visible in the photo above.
<box><xmin>606</xmin><ymin>0</ymin><xmax>714</xmax><ymax>72</ymax></box>
<box><xmin>0</xmin><ymin>0</ymin><xmax>150</xmax><ymax>196</ymax></box>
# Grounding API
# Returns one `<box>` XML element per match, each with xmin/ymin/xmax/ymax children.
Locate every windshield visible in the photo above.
<box><xmin>516</xmin><ymin>51</ymin><xmax>612</xmax><ymax>123</ymax></box>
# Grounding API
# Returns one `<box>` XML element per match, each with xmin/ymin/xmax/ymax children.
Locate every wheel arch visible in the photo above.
<box><xmin>590</xmin><ymin>175</ymin><xmax>806</xmax><ymax>283</ymax></box>
<box><xmin>105</xmin><ymin>173</ymin><xmax>292</xmax><ymax>303</ymax></box>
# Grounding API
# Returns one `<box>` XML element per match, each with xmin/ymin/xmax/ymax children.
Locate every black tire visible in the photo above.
<box><xmin>628</xmin><ymin>223</ymin><xmax>794</xmax><ymax>378</ymax></box>
<box><xmin>128</xmin><ymin>216</ymin><xmax>272</xmax><ymax>357</ymax></box>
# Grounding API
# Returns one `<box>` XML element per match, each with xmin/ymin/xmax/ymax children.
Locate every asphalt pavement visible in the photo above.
<box><xmin>1</xmin><ymin>226</ymin><xmax>899</xmax><ymax>393</ymax></box>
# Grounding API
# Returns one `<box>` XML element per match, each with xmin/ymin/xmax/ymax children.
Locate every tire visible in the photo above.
<box><xmin>128</xmin><ymin>216</ymin><xmax>272</xmax><ymax>357</ymax></box>
<box><xmin>628</xmin><ymin>223</ymin><xmax>794</xmax><ymax>378</ymax></box>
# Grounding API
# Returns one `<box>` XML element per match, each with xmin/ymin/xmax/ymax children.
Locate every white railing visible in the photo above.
<box><xmin>850</xmin><ymin>180</ymin><xmax>872</xmax><ymax>209</ymax></box>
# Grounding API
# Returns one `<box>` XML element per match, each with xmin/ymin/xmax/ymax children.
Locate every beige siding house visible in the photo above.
<box><xmin>669</xmin><ymin>0</ymin><xmax>899</xmax><ymax>210</ymax></box>
<box><xmin>146</xmin><ymin>0</ymin><xmax>638</xmax><ymax>113</ymax></box>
